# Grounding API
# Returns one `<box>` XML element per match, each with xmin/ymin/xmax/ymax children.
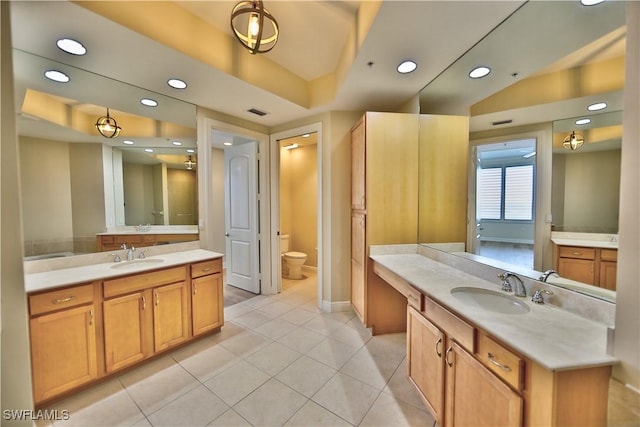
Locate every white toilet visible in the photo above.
<box><xmin>280</xmin><ymin>234</ymin><xmax>307</xmax><ymax>279</ymax></box>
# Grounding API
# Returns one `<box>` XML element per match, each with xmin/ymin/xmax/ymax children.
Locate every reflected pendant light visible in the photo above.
<box><xmin>230</xmin><ymin>1</ymin><xmax>279</xmax><ymax>54</ymax></box>
<box><xmin>563</xmin><ymin>131</ymin><xmax>584</xmax><ymax>150</ymax></box>
<box><xmin>95</xmin><ymin>108</ymin><xmax>122</xmax><ymax>138</ymax></box>
<box><xmin>184</xmin><ymin>155</ymin><xmax>196</xmax><ymax>170</ymax></box>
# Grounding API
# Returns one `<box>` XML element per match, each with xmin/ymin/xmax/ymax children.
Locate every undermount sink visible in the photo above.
<box><xmin>450</xmin><ymin>287</ymin><xmax>530</xmax><ymax>315</ymax></box>
<box><xmin>110</xmin><ymin>258</ymin><xmax>165</xmax><ymax>269</ymax></box>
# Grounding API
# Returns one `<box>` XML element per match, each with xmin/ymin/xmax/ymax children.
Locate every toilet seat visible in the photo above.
<box><xmin>284</xmin><ymin>251</ymin><xmax>306</xmax><ymax>259</ymax></box>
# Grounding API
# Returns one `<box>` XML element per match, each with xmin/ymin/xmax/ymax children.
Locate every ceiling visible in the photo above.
<box><xmin>9</xmin><ymin>1</ymin><xmax>626</xmax><ymax>149</ymax></box>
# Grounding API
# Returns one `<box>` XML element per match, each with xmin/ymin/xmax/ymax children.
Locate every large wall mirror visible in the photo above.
<box><xmin>417</xmin><ymin>0</ymin><xmax>625</xmax><ymax>305</ymax></box>
<box><xmin>14</xmin><ymin>50</ymin><xmax>198</xmax><ymax>259</ymax></box>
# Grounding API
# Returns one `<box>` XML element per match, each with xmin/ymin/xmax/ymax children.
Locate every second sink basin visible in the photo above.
<box><xmin>110</xmin><ymin>258</ymin><xmax>165</xmax><ymax>269</ymax></box>
<box><xmin>450</xmin><ymin>287</ymin><xmax>530</xmax><ymax>315</ymax></box>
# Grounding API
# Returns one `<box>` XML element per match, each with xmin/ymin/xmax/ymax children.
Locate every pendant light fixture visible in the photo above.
<box><xmin>184</xmin><ymin>155</ymin><xmax>196</xmax><ymax>170</ymax></box>
<box><xmin>230</xmin><ymin>1</ymin><xmax>279</xmax><ymax>54</ymax></box>
<box><xmin>563</xmin><ymin>131</ymin><xmax>584</xmax><ymax>150</ymax></box>
<box><xmin>95</xmin><ymin>108</ymin><xmax>122</xmax><ymax>138</ymax></box>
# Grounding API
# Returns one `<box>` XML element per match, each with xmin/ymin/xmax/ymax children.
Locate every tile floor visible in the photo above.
<box><xmin>38</xmin><ymin>272</ymin><xmax>436</xmax><ymax>426</ymax></box>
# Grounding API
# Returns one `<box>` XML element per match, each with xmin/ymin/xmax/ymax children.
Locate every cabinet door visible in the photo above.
<box><xmin>351</xmin><ymin>212</ymin><xmax>366</xmax><ymax>321</ymax></box>
<box><xmin>192</xmin><ymin>273</ymin><xmax>223</xmax><ymax>336</ymax></box>
<box><xmin>407</xmin><ymin>306</ymin><xmax>445</xmax><ymax>425</ymax></box>
<box><xmin>599</xmin><ymin>261</ymin><xmax>617</xmax><ymax>290</ymax></box>
<box><xmin>103</xmin><ymin>292</ymin><xmax>148</xmax><ymax>373</ymax></box>
<box><xmin>153</xmin><ymin>281</ymin><xmax>189</xmax><ymax>352</ymax></box>
<box><xmin>558</xmin><ymin>257</ymin><xmax>595</xmax><ymax>285</ymax></box>
<box><xmin>445</xmin><ymin>341</ymin><xmax>522</xmax><ymax>427</ymax></box>
<box><xmin>351</xmin><ymin>117</ymin><xmax>366</xmax><ymax>210</ymax></box>
<box><xmin>30</xmin><ymin>304</ymin><xmax>97</xmax><ymax>403</ymax></box>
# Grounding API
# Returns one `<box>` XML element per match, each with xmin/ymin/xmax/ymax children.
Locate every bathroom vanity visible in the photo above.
<box><xmin>25</xmin><ymin>249</ymin><xmax>223</xmax><ymax>406</ymax></box>
<box><xmin>96</xmin><ymin>229</ymin><xmax>199</xmax><ymax>252</ymax></box>
<box><xmin>368</xmin><ymin>245</ymin><xmax>616</xmax><ymax>427</ymax></box>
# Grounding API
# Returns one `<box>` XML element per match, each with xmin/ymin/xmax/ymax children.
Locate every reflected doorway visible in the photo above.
<box><xmin>472</xmin><ymin>139</ymin><xmax>537</xmax><ymax>269</ymax></box>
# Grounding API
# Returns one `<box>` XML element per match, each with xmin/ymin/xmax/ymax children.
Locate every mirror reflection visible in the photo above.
<box><xmin>15</xmin><ymin>50</ymin><xmax>198</xmax><ymax>259</ymax></box>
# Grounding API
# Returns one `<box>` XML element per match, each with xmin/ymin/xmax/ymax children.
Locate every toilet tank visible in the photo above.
<box><xmin>280</xmin><ymin>234</ymin><xmax>290</xmax><ymax>253</ymax></box>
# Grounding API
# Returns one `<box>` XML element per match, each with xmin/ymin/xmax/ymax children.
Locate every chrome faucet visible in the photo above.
<box><xmin>121</xmin><ymin>243</ymin><xmax>136</xmax><ymax>261</ymax></box>
<box><xmin>497</xmin><ymin>272</ymin><xmax>527</xmax><ymax>297</ymax></box>
<box><xmin>539</xmin><ymin>269</ymin><xmax>559</xmax><ymax>282</ymax></box>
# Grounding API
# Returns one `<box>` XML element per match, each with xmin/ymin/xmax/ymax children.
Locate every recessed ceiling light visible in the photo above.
<box><xmin>283</xmin><ymin>143</ymin><xmax>299</xmax><ymax>150</ymax></box>
<box><xmin>187</xmin><ymin>149</ymin><xmax>196</xmax><ymax>153</ymax></box>
<box><xmin>144</xmin><ymin>148</ymin><xmax>154</xmax><ymax>153</ymax></box>
<box><xmin>581</xmin><ymin>0</ymin><xmax>605</xmax><ymax>6</ymax></box>
<box><xmin>223</xmin><ymin>142</ymin><xmax>233</xmax><ymax>146</ymax></box>
<box><xmin>172</xmin><ymin>141</ymin><xmax>183</xmax><ymax>146</ymax></box>
<box><xmin>397</xmin><ymin>60</ymin><xmax>417</xmax><ymax>74</ymax></box>
<box><xmin>56</xmin><ymin>38</ymin><xmax>86</xmax><ymax>55</ymax></box>
<box><xmin>587</xmin><ymin>102</ymin><xmax>607</xmax><ymax>111</ymax></box>
<box><xmin>140</xmin><ymin>98</ymin><xmax>158</xmax><ymax>107</ymax></box>
<box><xmin>469</xmin><ymin>66</ymin><xmax>491</xmax><ymax>79</ymax></box>
<box><xmin>576</xmin><ymin>118</ymin><xmax>591</xmax><ymax>125</ymax></box>
<box><xmin>123</xmin><ymin>140</ymin><xmax>135</xmax><ymax>145</ymax></box>
<box><xmin>44</xmin><ymin>70</ymin><xmax>70</xmax><ymax>83</ymax></box>
<box><xmin>167</xmin><ymin>78</ymin><xmax>187</xmax><ymax>89</ymax></box>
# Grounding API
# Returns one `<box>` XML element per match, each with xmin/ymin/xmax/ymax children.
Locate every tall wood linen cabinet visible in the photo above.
<box><xmin>350</xmin><ymin>112</ymin><xmax>468</xmax><ymax>334</ymax></box>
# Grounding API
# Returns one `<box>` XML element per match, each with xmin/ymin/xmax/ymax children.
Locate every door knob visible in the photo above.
<box><xmin>225</xmin><ymin>233</ymin><xmax>229</xmax><ymax>237</ymax></box>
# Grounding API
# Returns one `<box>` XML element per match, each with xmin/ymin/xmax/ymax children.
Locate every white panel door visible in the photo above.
<box><xmin>224</xmin><ymin>141</ymin><xmax>260</xmax><ymax>294</ymax></box>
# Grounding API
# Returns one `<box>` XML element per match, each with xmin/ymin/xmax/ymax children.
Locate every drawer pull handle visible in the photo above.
<box><xmin>487</xmin><ymin>353</ymin><xmax>512</xmax><ymax>372</ymax></box>
<box><xmin>52</xmin><ymin>296</ymin><xmax>74</xmax><ymax>304</ymax></box>
<box><xmin>445</xmin><ymin>346</ymin><xmax>453</xmax><ymax>367</ymax></box>
<box><xmin>435</xmin><ymin>337</ymin><xmax>442</xmax><ymax>357</ymax></box>
<box><xmin>202</xmin><ymin>267</ymin><xmax>212</xmax><ymax>272</ymax></box>
<box><xmin>571</xmin><ymin>252</ymin><xmax>582</xmax><ymax>256</ymax></box>
<box><xmin>141</xmin><ymin>295</ymin><xmax>146</xmax><ymax>310</ymax></box>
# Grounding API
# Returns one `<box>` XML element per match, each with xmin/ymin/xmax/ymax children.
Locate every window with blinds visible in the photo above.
<box><xmin>477</xmin><ymin>164</ymin><xmax>534</xmax><ymax>221</ymax></box>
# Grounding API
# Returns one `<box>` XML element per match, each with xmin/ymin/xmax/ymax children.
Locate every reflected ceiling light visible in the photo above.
<box><xmin>575</xmin><ymin>118</ymin><xmax>591</xmax><ymax>125</ymax></box>
<box><xmin>563</xmin><ymin>131</ymin><xmax>584</xmax><ymax>150</ymax></box>
<box><xmin>56</xmin><ymin>38</ymin><xmax>86</xmax><ymax>55</ymax></box>
<box><xmin>230</xmin><ymin>1</ymin><xmax>279</xmax><ymax>54</ymax></box>
<box><xmin>44</xmin><ymin>70</ymin><xmax>70</xmax><ymax>83</ymax></box>
<box><xmin>223</xmin><ymin>142</ymin><xmax>233</xmax><ymax>146</ymax></box>
<box><xmin>581</xmin><ymin>0</ymin><xmax>605</xmax><ymax>6</ymax></box>
<box><xmin>123</xmin><ymin>140</ymin><xmax>135</xmax><ymax>145</ymax></box>
<box><xmin>145</xmin><ymin>148</ymin><xmax>154</xmax><ymax>153</ymax></box>
<box><xmin>140</xmin><ymin>98</ymin><xmax>158</xmax><ymax>107</ymax></box>
<box><xmin>469</xmin><ymin>66</ymin><xmax>491</xmax><ymax>79</ymax></box>
<box><xmin>302</xmin><ymin>133</ymin><xmax>310</xmax><ymax>138</ymax></box>
<box><xmin>522</xmin><ymin>152</ymin><xmax>536</xmax><ymax>159</ymax></box>
<box><xmin>172</xmin><ymin>141</ymin><xmax>183</xmax><ymax>146</ymax></box>
<box><xmin>588</xmin><ymin>102</ymin><xmax>607</xmax><ymax>111</ymax></box>
<box><xmin>184</xmin><ymin>155</ymin><xmax>196</xmax><ymax>170</ymax></box>
<box><xmin>397</xmin><ymin>60</ymin><xmax>417</xmax><ymax>74</ymax></box>
<box><xmin>283</xmin><ymin>143</ymin><xmax>299</xmax><ymax>150</ymax></box>
<box><xmin>167</xmin><ymin>78</ymin><xmax>187</xmax><ymax>89</ymax></box>
<box><xmin>95</xmin><ymin>108</ymin><xmax>122</xmax><ymax>138</ymax></box>
<box><xmin>187</xmin><ymin>149</ymin><xmax>196</xmax><ymax>153</ymax></box>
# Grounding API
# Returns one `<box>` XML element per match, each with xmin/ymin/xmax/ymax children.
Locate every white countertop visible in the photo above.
<box><xmin>25</xmin><ymin>249</ymin><xmax>223</xmax><ymax>293</ymax></box>
<box><xmin>551</xmin><ymin>232</ymin><xmax>618</xmax><ymax>249</ymax></box>
<box><xmin>370</xmin><ymin>252</ymin><xmax>617</xmax><ymax>372</ymax></box>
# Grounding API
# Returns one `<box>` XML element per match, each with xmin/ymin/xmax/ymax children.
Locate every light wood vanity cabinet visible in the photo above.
<box><xmin>28</xmin><ymin>256</ymin><xmax>223</xmax><ymax>406</ymax></box>
<box><xmin>556</xmin><ymin>245</ymin><xmax>617</xmax><ymax>290</ymax></box>
<box><xmin>96</xmin><ymin>233</ymin><xmax>198</xmax><ymax>252</ymax></box>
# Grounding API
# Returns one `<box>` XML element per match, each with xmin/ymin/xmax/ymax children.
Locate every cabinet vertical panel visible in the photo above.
<box><xmin>153</xmin><ymin>281</ymin><xmax>189</xmax><ymax>352</ymax></box>
<box><xmin>599</xmin><ymin>261</ymin><xmax>617</xmax><ymax>290</ymax></box>
<box><xmin>192</xmin><ymin>273</ymin><xmax>223</xmax><ymax>336</ymax></box>
<box><xmin>103</xmin><ymin>292</ymin><xmax>146</xmax><ymax>373</ymax></box>
<box><xmin>351</xmin><ymin>117</ymin><xmax>366</xmax><ymax>210</ymax></box>
<box><xmin>447</xmin><ymin>342</ymin><xmax>523</xmax><ymax>427</ymax></box>
<box><xmin>30</xmin><ymin>305</ymin><xmax>97</xmax><ymax>403</ymax></box>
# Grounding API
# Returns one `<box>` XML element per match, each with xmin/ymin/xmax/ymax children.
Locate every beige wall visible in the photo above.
<box><xmin>123</xmin><ymin>163</ymin><xmax>156</xmax><ymax>225</ymax></box>
<box><xmin>1</xmin><ymin>1</ymin><xmax>34</xmax><ymax>420</ymax></box>
<box><xmin>613</xmin><ymin>1</ymin><xmax>640</xmax><ymax>391</ymax></box>
<box><xmin>69</xmin><ymin>144</ymin><xmax>107</xmax><ymax>241</ymax></box>
<box><xmin>167</xmin><ymin>168</ymin><xmax>198</xmax><ymax>225</ymax></box>
<box><xmin>280</xmin><ymin>142</ymin><xmax>318</xmax><ymax>267</ymax></box>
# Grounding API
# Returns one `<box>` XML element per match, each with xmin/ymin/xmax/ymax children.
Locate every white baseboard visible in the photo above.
<box><xmin>321</xmin><ymin>300</ymin><xmax>352</xmax><ymax>313</ymax></box>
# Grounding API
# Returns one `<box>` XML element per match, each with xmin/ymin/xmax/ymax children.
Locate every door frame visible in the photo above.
<box><xmin>269</xmin><ymin>123</ymin><xmax>323</xmax><ymax>304</ymax></box>
<box><xmin>198</xmin><ymin>117</ymin><xmax>271</xmax><ymax>292</ymax></box>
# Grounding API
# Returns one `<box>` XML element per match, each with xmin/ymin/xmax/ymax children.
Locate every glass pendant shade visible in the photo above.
<box><xmin>95</xmin><ymin>108</ymin><xmax>122</xmax><ymax>138</ymax></box>
<box><xmin>230</xmin><ymin>1</ymin><xmax>279</xmax><ymax>54</ymax></box>
<box><xmin>562</xmin><ymin>131</ymin><xmax>584</xmax><ymax>150</ymax></box>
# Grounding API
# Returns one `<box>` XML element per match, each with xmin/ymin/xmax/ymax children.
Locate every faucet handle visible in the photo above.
<box><xmin>121</xmin><ymin>243</ymin><xmax>128</xmax><ymax>250</ymax></box>
<box><xmin>138</xmin><ymin>249</ymin><xmax>148</xmax><ymax>259</ymax></box>
<box><xmin>532</xmin><ymin>289</ymin><xmax>553</xmax><ymax>304</ymax></box>
<box><xmin>110</xmin><ymin>253</ymin><xmax>121</xmax><ymax>262</ymax></box>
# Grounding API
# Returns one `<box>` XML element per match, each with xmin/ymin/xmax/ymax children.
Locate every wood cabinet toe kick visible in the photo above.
<box><xmin>28</xmin><ymin>257</ymin><xmax>223</xmax><ymax>406</ymax></box>
<box><xmin>371</xmin><ymin>259</ymin><xmax>612</xmax><ymax>427</ymax></box>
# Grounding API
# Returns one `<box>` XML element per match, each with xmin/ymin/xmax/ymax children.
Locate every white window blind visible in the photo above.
<box><xmin>504</xmin><ymin>165</ymin><xmax>534</xmax><ymax>220</ymax></box>
<box><xmin>478</xmin><ymin>168</ymin><xmax>502</xmax><ymax>220</ymax></box>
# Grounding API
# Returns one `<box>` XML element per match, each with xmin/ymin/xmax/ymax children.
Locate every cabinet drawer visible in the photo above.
<box><xmin>30</xmin><ymin>283</ymin><xmax>95</xmax><ymax>316</ymax></box>
<box><xmin>101</xmin><ymin>235</ymin><xmax>115</xmax><ymax>245</ymax></box>
<box><xmin>191</xmin><ymin>258</ymin><xmax>222</xmax><ymax>278</ymax></box>
<box><xmin>600</xmin><ymin>248</ymin><xmax>617</xmax><ymax>262</ymax></box>
<box><xmin>104</xmin><ymin>266</ymin><xmax>187</xmax><ymax>298</ymax></box>
<box><xmin>558</xmin><ymin>246</ymin><xmax>595</xmax><ymax>260</ymax></box>
<box><xmin>424</xmin><ymin>297</ymin><xmax>474</xmax><ymax>353</ymax></box>
<box><xmin>115</xmin><ymin>235</ymin><xmax>143</xmax><ymax>245</ymax></box>
<box><xmin>477</xmin><ymin>333</ymin><xmax>524</xmax><ymax>391</ymax></box>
